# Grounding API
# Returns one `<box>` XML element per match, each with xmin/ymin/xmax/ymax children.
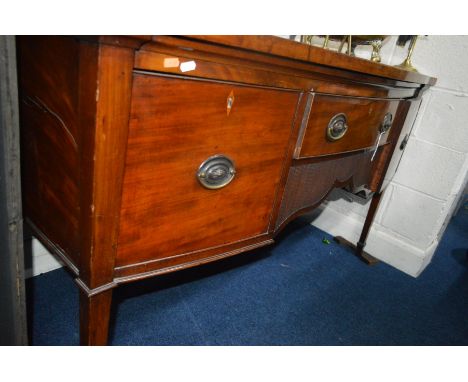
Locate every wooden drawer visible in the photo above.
<box><xmin>116</xmin><ymin>73</ymin><xmax>300</xmax><ymax>267</ymax></box>
<box><xmin>295</xmin><ymin>94</ymin><xmax>401</xmax><ymax>158</ymax></box>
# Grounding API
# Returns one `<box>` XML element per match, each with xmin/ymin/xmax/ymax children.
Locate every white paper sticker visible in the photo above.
<box><xmin>180</xmin><ymin>60</ymin><xmax>197</xmax><ymax>73</ymax></box>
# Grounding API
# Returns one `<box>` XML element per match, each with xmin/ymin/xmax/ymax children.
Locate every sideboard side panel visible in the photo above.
<box><xmin>17</xmin><ymin>36</ymin><xmax>81</xmax><ymax>267</ymax></box>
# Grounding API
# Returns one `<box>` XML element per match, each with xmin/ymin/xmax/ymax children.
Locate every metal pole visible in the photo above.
<box><xmin>0</xmin><ymin>35</ymin><xmax>28</xmax><ymax>345</ymax></box>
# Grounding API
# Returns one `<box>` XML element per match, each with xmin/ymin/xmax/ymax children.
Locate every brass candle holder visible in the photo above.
<box><xmin>299</xmin><ymin>35</ymin><xmax>387</xmax><ymax>63</ymax></box>
<box><xmin>396</xmin><ymin>35</ymin><xmax>419</xmax><ymax>72</ymax></box>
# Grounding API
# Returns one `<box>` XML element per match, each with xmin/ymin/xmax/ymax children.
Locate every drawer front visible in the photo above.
<box><xmin>296</xmin><ymin>94</ymin><xmax>400</xmax><ymax>158</ymax></box>
<box><xmin>117</xmin><ymin>74</ymin><xmax>300</xmax><ymax>267</ymax></box>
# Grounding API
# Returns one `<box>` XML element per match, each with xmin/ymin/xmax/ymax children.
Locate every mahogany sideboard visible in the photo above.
<box><xmin>16</xmin><ymin>35</ymin><xmax>436</xmax><ymax>345</ymax></box>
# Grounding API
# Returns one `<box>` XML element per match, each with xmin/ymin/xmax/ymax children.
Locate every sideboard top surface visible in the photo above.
<box><xmin>82</xmin><ymin>35</ymin><xmax>436</xmax><ymax>86</ymax></box>
<box><xmin>183</xmin><ymin>36</ymin><xmax>437</xmax><ymax>86</ymax></box>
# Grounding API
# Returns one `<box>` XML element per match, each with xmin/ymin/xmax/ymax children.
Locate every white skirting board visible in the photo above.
<box><xmin>24</xmin><ymin>238</ymin><xmax>63</xmax><ymax>279</ymax></box>
<box><xmin>308</xmin><ymin>205</ymin><xmax>439</xmax><ymax>277</ymax></box>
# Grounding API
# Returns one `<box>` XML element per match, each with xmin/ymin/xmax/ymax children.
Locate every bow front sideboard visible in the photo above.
<box><xmin>16</xmin><ymin>35</ymin><xmax>436</xmax><ymax>345</ymax></box>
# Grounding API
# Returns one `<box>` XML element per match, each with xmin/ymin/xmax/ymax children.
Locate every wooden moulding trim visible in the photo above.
<box><xmin>73</xmin><ymin>35</ymin><xmax>152</xmax><ymax>50</ymax></box>
<box><xmin>312</xmin><ymin>91</ymin><xmax>412</xmax><ymax>102</ymax></box>
<box><xmin>25</xmin><ymin>218</ymin><xmax>79</xmax><ymax>276</ymax></box>
<box><xmin>116</xmin><ymin>231</ymin><xmax>273</xmax><ymax>268</ymax></box>
<box><xmin>293</xmin><ymin>92</ymin><xmax>315</xmax><ymax>158</ymax></box>
<box><xmin>117</xmin><ymin>232</ymin><xmax>272</xmax><ymax>270</ymax></box>
<box><xmin>75</xmin><ymin>278</ymin><xmax>117</xmax><ymax>297</ymax></box>
<box><xmin>113</xmin><ymin>239</ymin><xmax>275</xmax><ymax>284</ymax></box>
<box><xmin>133</xmin><ymin>69</ymin><xmax>299</xmax><ymax>93</ymax></box>
<box><xmin>295</xmin><ymin>141</ymin><xmax>392</xmax><ymax>163</ymax></box>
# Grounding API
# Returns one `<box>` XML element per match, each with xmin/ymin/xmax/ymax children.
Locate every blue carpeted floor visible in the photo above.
<box><xmin>27</xmin><ymin>207</ymin><xmax>468</xmax><ymax>345</ymax></box>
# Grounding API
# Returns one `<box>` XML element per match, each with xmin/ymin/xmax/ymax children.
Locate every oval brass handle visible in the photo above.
<box><xmin>326</xmin><ymin>113</ymin><xmax>348</xmax><ymax>141</ymax></box>
<box><xmin>197</xmin><ymin>155</ymin><xmax>236</xmax><ymax>189</ymax></box>
<box><xmin>380</xmin><ymin>112</ymin><xmax>393</xmax><ymax>134</ymax></box>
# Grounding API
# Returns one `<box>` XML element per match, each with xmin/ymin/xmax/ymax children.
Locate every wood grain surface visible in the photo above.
<box><xmin>297</xmin><ymin>95</ymin><xmax>400</xmax><ymax>158</ymax></box>
<box><xmin>117</xmin><ymin>73</ymin><xmax>300</xmax><ymax>267</ymax></box>
<box><xmin>17</xmin><ymin>36</ymin><xmax>81</xmax><ymax>267</ymax></box>
<box><xmin>136</xmin><ymin>38</ymin><xmax>421</xmax><ymax>99</ymax></box>
<box><xmin>276</xmin><ymin>151</ymin><xmax>375</xmax><ymax>230</ymax></box>
<box><xmin>184</xmin><ymin>35</ymin><xmax>436</xmax><ymax>86</ymax></box>
<box><xmin>16</xmin><ymin>35</ymin><xmax>435</xmax><ymax>345</ymax></box>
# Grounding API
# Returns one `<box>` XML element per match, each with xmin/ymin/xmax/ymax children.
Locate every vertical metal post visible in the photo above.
<box><xmin>0</xmin><ymin>35</ymin><xmax>28</xmax><ymax>345</ymax></box>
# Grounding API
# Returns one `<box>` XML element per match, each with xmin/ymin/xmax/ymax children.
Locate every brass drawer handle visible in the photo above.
<box><xmin>197</xmin><ymin>155</ymin><xmax>236</xmax><ymax>189</ymax></box>
<box><xmin>326</xmin><ymin>113</ymin><xmax>348</xmax><ymax>141</ymax></box>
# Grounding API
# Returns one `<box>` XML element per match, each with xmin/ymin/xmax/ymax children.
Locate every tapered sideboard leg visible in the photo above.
<box><xmin>356</xmin><ymin>191</ymin><xmax>382</xmax><ymax>257</ymax></box>
<box><xmin>333</xmin><ymin>190</ymin><xmax>382</xmax><ymax>265</ymax></box>
<box><xmin>79</xmin><ymin>288</ymin><xmax>113</xmax><ymax>346</ymax></box>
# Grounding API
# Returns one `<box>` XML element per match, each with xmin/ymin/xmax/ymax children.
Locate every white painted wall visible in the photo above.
<box><xmin>24</xmin><ymin>237</ymin><xmax>63</xmax><ymax>278</ymax></box>
<box><xmin>310</xmin><ymin>36</ymin><xmax>468</xmax><ymax>276</ymax></box>
<box><xmin>26</xmin><ymin>36</ymin><xmax>468</xmax><ymax>277</ymax></box>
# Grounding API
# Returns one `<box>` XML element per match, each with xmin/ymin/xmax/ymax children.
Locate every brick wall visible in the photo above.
<box><xmin>311</xmin><ymin>36</ymin><xmax>468</xmax><ymax>276</ymax></box>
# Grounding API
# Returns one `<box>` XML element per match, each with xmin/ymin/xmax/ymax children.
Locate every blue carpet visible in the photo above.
<box><xmin>27</xmin><ymin>207</ymin><xmax>468</xmax><ymax>345</ymax></box>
